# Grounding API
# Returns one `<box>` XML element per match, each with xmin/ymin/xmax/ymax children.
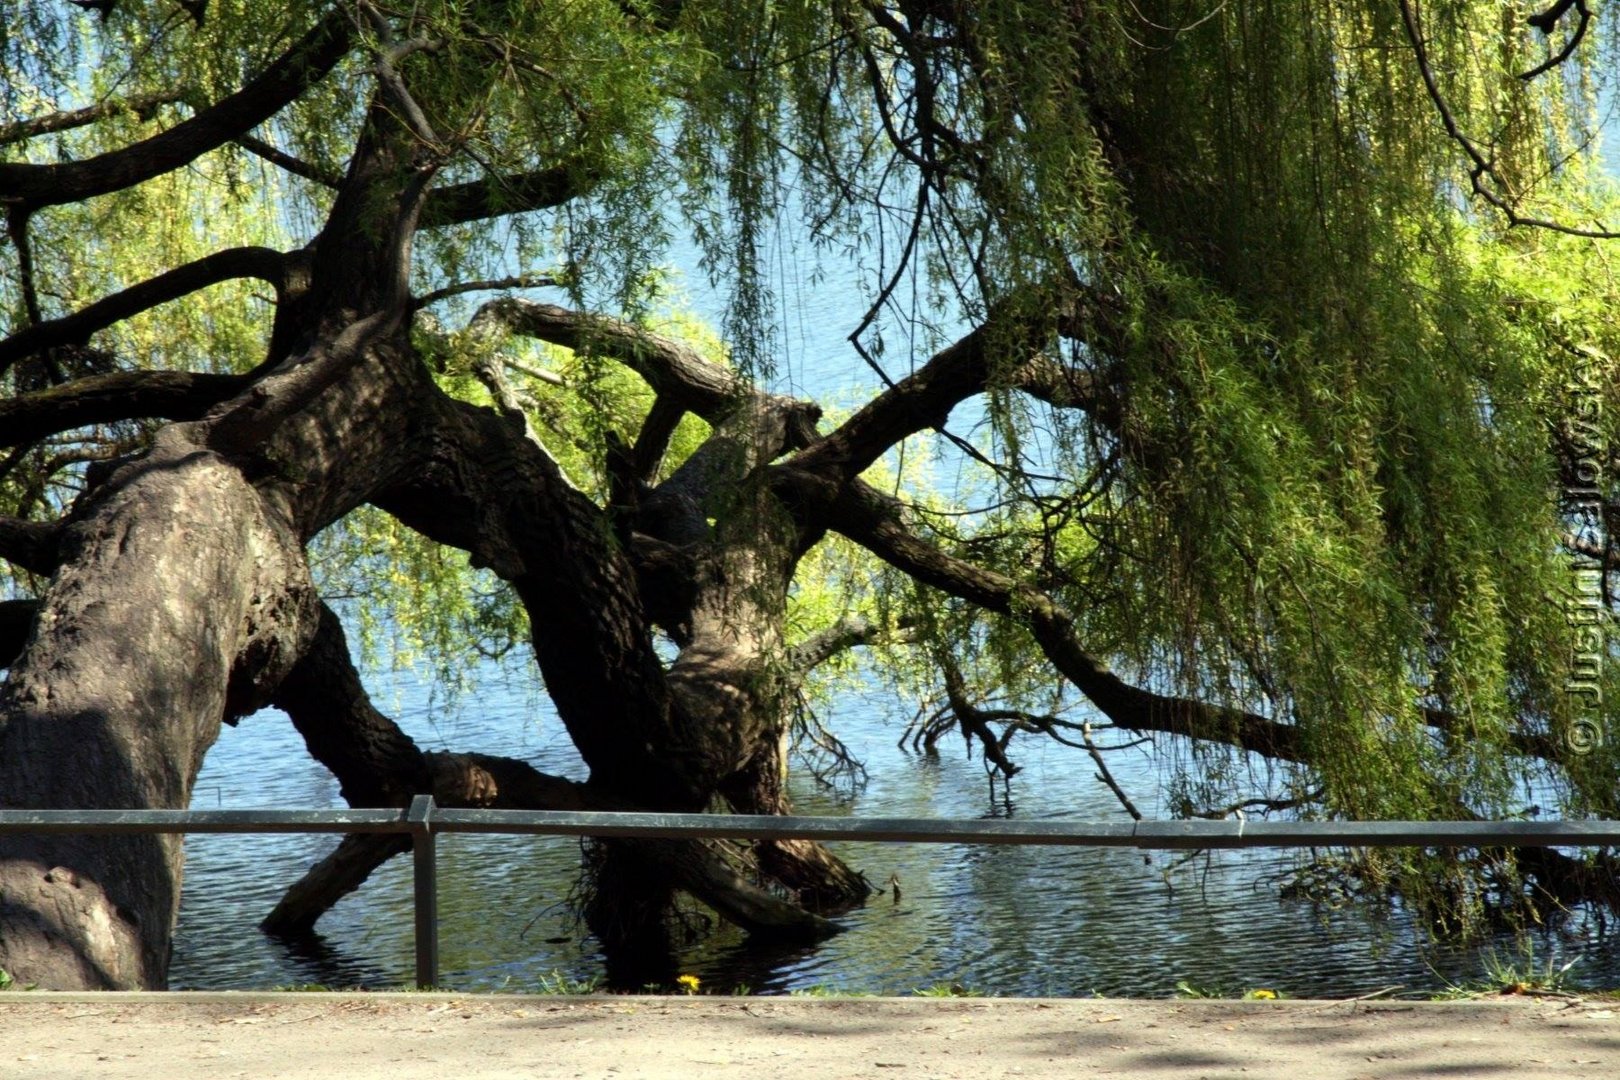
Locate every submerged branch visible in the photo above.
<box><xmin>939</xmin><ymin>661</ymin><xmax>1022</xmax><ymax>778</ymax></box>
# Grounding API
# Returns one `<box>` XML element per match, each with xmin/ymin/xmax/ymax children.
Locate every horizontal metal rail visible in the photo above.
<box><xmin>6</xmin><ymin>806</ymin><xmax>1618</xmax><ymax>847</ymax></box>
<box><xmin>3</xmin><ymin>798</ymin><xmax>1617</xmax><ymax>989</ymax></box>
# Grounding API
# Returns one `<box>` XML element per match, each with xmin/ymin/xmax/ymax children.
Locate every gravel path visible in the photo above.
<box><xmin>3</xmin><ymin>992</ymin><xmax>1617</xmax><ymax>1079</ymax></box>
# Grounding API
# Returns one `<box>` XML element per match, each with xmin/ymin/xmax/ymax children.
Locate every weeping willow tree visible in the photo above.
<box><xmin>1</xmin><ymin>0</ymin><xmax>1618</xmax><ymax>989</ymax></box>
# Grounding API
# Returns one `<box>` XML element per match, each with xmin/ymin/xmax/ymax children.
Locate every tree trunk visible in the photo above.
<box><xmin>719</xmin><ymin>740</ymin><xmax>872</xmax><ymax>909</ymax></box>
<box><xmin>0</xmin><ymin>429</ymin><xmax>315</xmax><ymax>988</ymax></box>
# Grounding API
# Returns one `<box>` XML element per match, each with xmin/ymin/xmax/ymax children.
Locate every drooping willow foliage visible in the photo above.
<box><xmin>3</xmin><ymin>0</ymin><xmax>1619</xmax><ymax>932</ymax></box>
<box><xmin>672</xmin><ymin>0</ymin><xmax>1620</xmax><ymax>904</ymax></box>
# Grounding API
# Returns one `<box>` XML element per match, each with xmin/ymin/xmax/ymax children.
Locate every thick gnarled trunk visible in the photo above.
<box><xmin>0</xmin><ymin>430</ymin><xmax>314</xmax><ymax>988</ymax></box>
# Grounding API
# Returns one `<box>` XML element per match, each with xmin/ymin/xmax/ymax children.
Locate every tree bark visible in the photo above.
<box><xmin>0</xmin><ymin>430</ymin><xmax>315</xmax><ymax>988</ymax></box>
<box><xmin>719</xmin><ymin>739</ymin><xmax>873</xmax><ymax>908</ymax></box>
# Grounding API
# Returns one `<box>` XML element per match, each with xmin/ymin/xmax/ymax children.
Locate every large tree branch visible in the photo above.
<box><xmin>264</xmin><ymin>600</ymin><xmax>584</xmax><ymax>933</ymax></box>
<box><xmin>419</xmin><ymin>164</ymin><xmax>593</xmax><ymax>227</ymax></box>
<box><xmin>628</xmin><ymin>394</ymin><xmax>686</xmax><ymax>482</ymax></box>
<box><xmin>0</xmin><ymin>15</ymin><xmax>352</xmax><ymax>210</ymax></box>
<box><xmin>796</xmin><ymin>325</ymin><xmax>999</xmax><ymax>479</ymax></box>
<box><xmin>264</xmin><ymin>602</ymin><xmax>835</xmax><ymax>941</ymax></box>
<box><xmin>372</xmin><ymin>382</ymin><xmax>699</xmax><ymax>809</ymax></box>
<box><xmin>793</xmin><ymin>298</ymin><xmax>1118</xmax><ymax>483</ymax></box>
<box><xmin>202</xmin><ymin>310</ymin><xmax>400</xmax><ymax>458</ymax></box>
<box><xmin>0</xmin><ymin>90</ymin><xmax>185</xmax><ymax>147</ymax></box>
<box><xmin>793</xmin><ymin>471</ymin><xmax>1307</xmax><ymax>762</ymax></box>
<box><xmin>472</xmin><ymin>298</ymin><xmax>748</xmax><ymax>420</ymax></box>
<box><xmin>0</xmin><ymin>246</ymin><xmax>299</xmax><ymax>378</ymax></box>
<box><xmin>269</xmin><ymin>603</ymin><xmax>433</xmax><ymax>804</ymax></box>
<box><xmin>0</xmin><ymin>371</ymin><xmax>250</xmax><ymax>448</ymax></box>
<box><xmin>0</xmin><ymin>517</ymin><xmax>62</xmax><ymax>576</ymax></box>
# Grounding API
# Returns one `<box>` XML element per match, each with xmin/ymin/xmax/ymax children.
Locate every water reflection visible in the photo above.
<box><xmin>173</xmin><ymin>660</ymin><xmax>1620</xmax><ymax>996</ymax></box>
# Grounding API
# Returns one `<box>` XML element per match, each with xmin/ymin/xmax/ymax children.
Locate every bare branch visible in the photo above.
<box><xmin>233</xmin><ymin>134</ymin><xmax>342</xmax><ymax>187</ymax></box>
<box><xmin>801</xmin><ymin>473</ymin><xmax>1309</xmax><ymax>762</ymax></box>
<box><xmin>1520</xmin><ymin>0</ymin><xmax>1589</xmax><ymax>81</ymax></box>
<box><xmin>1399</xmin><ymin>0</ymin><xmax>1618</xmax><ymax>238</ymax></box>
<box><xmin>413</xmin><ymin>272</ymin><xmax>559</xmax><ymax>309</ymax></box>
<box><xmin>0</xmin><ymin>13</ymin><xmax>353</xmax><ymax>211</ymax></box>
<box><xmin>503</xmin><ymin>355</ymin><xmax>563</xmax><ymax>387</ymax></box>
<box><xmin>0</xmin><ymin>246</ymin><xmax>297</xmax><ymax>379</ymax></box>
<box><xmin>0</xmin><ymin>90</ymin><xmax>184</xmax><ymax>147</ymax></box>
<box><xmin>1191</xmin><ymin>791</ymin><xmax>1321</xmax><ymax>820</ymax></box>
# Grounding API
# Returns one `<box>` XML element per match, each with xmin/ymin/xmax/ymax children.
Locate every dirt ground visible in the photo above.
<box><xmin>1</xmin><ymin>992</ymin><xmax>1617</xmax><ymax>1079</ymax></box>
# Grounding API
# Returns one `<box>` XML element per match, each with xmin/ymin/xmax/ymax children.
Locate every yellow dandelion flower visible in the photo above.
<box><xmin>676</xmin><ymin>974</ymin><xmax>701</xmax><ymax>994</ymax></box>
<box><xmin>1247</xmin><ymin>989</ymin><xmax>1277</xmax><ymax>1000</ymax></box>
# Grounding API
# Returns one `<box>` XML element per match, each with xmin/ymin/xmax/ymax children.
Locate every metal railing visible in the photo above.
<box><xmin>3</xmin><ymin>797</ymin><xmax>1618</xmax><ymax>988</ymax></box>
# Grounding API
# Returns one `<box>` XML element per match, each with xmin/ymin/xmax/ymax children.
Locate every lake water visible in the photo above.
<box><xmin>173</xmin><ymin>657</ymin><xmax>1620</xmax><ymax>997</ymax></box>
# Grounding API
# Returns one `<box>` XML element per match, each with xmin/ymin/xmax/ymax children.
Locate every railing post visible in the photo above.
<box><xmin>407</xmin><ymin>794</ymin><xmax>439</xmax><ymax>989</ymax></box>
